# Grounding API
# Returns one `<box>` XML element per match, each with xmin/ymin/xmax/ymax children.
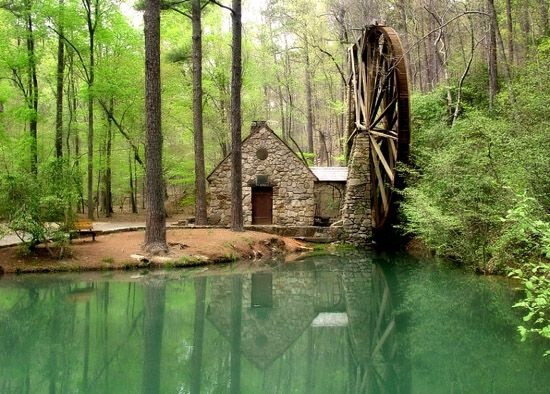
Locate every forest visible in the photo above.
<box><xmin>0</xmin><ymin>0</ymin><xmax>548</xmax><ymax>346</ymax></box>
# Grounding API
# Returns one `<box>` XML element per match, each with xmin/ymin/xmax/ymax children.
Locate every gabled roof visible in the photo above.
<box><xmin>310</xmin><ymin>166</ymin><xmax>348</xmax><ymax>182</ymax></box>
<box><xmin>207</xmin><ymin>122</ymin><xmax>318</xmax><ymax>181</ymax></box>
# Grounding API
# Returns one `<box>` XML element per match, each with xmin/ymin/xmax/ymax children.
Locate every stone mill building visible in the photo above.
<box><xmin>207</xmin><ymin>122</ymin><xmax>347</xmax><ymax>227</ymax></box>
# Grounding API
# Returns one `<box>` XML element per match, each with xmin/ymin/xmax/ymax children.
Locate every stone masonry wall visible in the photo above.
<box><xmin>314</xmin><ymin>182</ymin><xmax>346</xmax><ymax>221</ymax></box>
<box><xmin>341</xmin><ymin>132</ymin><xmax>373</xmax><ymax>245</ymax></box>
<box><xmin>208</xmin><ymin>124</ymin><xmax>317</xmax><ymax>226</ymax></box>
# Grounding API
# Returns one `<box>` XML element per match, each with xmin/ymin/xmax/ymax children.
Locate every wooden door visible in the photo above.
<box><xmin>252</xmin><ymin>187</ymin><xmax>273</xmax><ymax>225</ymax></box>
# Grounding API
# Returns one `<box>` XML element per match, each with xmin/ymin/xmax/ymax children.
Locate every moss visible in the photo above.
<box><xmin>101</xmin><ymin>256</ymin><xmax>115</xmax><ymax>265</ymax></box>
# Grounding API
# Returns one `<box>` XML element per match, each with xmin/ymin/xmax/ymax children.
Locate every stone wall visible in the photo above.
<box><xmin>341</xmin><ymin>133</ymin><xmax>373</xmax><ymax>245</ymax></box>
<box><xmin>208</xmin><ymin>123</ymin><xmax>317</xmax><ymax>226</ymax></box>
<box><xmin>314</xmin><ymin>181</ymin><xmax>346</xmax><ymax>221</ymax></box>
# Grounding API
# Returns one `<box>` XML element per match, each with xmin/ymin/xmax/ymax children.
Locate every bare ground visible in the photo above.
<box><xmin>0</xmin><ymin>228</ymin><xmax>309</xmax><ymax>274</ymax></box>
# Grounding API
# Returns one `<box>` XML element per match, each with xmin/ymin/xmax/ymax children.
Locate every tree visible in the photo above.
<box><xmin>230</xmin><ymin>0</ymin><xmax>243</xmax><ymax>232</ymax></box>
<box><xmin>487</xmin><ymin>0</ymin><xmax>499</xmax><ymax>109</ymax></box>
<box><xmin>83</xmin><ymin>0</ymin><xmax>99</xmax><ymax>219</ymax></box>
<box><xmin>192</xmin><ymin>0</ymin><xmax>207</xmax><ymax>225</ymax></box>
<box><xmin>55</xmin><ymin>0</ymin><xmax>64</xmax><ymax>159</ymax></box>
<box><xmin>143</xmin><ymin>0</ymin><xmax>167</xmax><ymax>253</ymax></box>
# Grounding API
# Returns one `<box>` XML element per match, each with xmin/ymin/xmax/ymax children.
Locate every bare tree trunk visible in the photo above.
<box><xmin>540</xmin><ymin>1</ymin><xmax>549</xmax><ymax>36</ymax></box>
<box><xmin>505</xmin><ymin>0</ymin><xmax>514</xmax><ymax>64</ymax></box>
<box><xmin>144</xmin><ymin>0</ymin><xmax>167</xmax><ymax>252</ymax></box>
<box><xmin>104</xmin><ymin>98</ymin><xmax>113</xmax><ymax>216</ymax></box>
<box><xmin>55</xmin><ymin>0</ymin><xmax>65</xmax><ymax>159</ymax></box>
<box><xmin>25</xmin><ymin>0</ymin><xmax>38</xmax><ymax>175</ymax></box>
<box><xmin>487</xmin><ymin>0</ymin><xmax>499</xmax><ymax>110</ymax></box>
<box><xmin>230</xmin><ymin>0</ymin><xmax>243</xmax><ymax>232</ymax></box>
<box><xmin>192</xmin><ymin>0</ymin><xmax>207</xmax><ymax>225</ymax></box>
<box><xmin>129</xmin><ymin>150</ymin><xmax>137</xmax><ymax>213</ymax></box>
<box><xmin>84</xmin><ymin>0</ymin><xmax>97</xmax><ymax>220</ymax></box>
<box><xmin>520</xmin><ymin>3</ymin><xmax>531</xmax><ymax>60</ymax></box>
<box><xmin>304</xmin><ymin>35</ymin><xmax>314</xmax><ymax>154</ymax></box>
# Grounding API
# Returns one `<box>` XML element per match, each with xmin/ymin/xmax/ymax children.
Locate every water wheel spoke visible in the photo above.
<box><xmin>371</xmin><ymin>319</ymin><xmax>395</xmax><ymax>358</ymax></box>
<box><xmin>389</xmin><ymin>139</ymin><xmax>397</xmax><ymax>161</ymax></box>
<box><xmin>369</xmin><ymin>130</ymin><xmax>397</xmax><ymax>140</ymax></box>
<box><xmin>370</xmin><ymin>68</ymin><xmax>390</xmax><ymax>125</ymax></box>
<box><xmin>372</xmin><ymin>127</ymin><xmax>398</xmax><ymax>136</ymax></box>
<box><xmin>369</xmin><ymin>96</ymin><xmax>397</xmax><ymax>130</ymax></box>
<box><xmin>371</xmin><ymin>152</ymin><xmax>389</xmax><ymax>213</ymax></box>
<box><xmin>350</xmin><ymin>47</ymin><xmax>361</xmax><ymax>126</ymax></box>
<box><xmin>370</xmin><ymin>135</ymin><xmax>395</xmax><ymax>183</ymax></box>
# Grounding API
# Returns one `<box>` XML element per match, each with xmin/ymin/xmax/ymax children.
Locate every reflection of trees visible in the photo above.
<box><xmin>190</xmin><ymin>277</ymin><xmax>206</xmax><ymax>394</ymax></box>
<box><xmin>142</xmin><ymin>279</ymin><xmax>166</xmax><ymax>394</ymax></box>
<box><xmin>230</xmin><ymin>276</ymin><xmax>242</xmax><ymax>394</ymax></box>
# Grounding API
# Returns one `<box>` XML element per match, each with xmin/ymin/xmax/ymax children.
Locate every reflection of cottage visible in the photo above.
<box><xmin>207</xmin><ymin>121</ymin><xmax>348</xmax><ymax>226</ymax></box>
<box><xmin>206</xmin><ymin>270</ymin><xmax>318</xmax><ymax>369</ymax></box>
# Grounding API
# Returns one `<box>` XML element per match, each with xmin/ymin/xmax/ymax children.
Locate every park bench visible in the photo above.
<box><xmin>71</xmin><ymin>219</ymin><xmax>97</xmax><ymax>242</ymax></box>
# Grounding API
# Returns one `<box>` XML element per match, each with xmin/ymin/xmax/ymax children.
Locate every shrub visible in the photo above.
<box><xmin>0</xmin><ymin>159</ymin><xmax>79</xmax><ymax>257</ymax></box>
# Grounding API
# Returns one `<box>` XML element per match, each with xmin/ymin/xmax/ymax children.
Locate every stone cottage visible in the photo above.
<box><xmin>207</xmin><ymin>121</ymin><xmax>347</xmax><ymax>226</ymax></box>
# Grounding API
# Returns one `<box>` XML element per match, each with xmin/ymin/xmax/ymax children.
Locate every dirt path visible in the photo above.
<box><xmin>0</xmin><ymin>228</ymin><xmax>309</xmax><ymax>274</ymax></box>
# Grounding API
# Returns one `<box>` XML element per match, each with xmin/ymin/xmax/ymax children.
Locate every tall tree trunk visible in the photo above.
<box><xmin>129</xmin><ymin>150</ymin><xmax>137</xmax><ymax>214</ymax></box>
<box><xmin>505</xmin><ymin>0</ymin><xmax>514</xmax><ymax>65</ymax></box>
<box><xmin>25</xmin><ymin>0</ymin><xmax>38</xmax><ymax>175</ymax></box>
<box><xmin>520</xmin><ymin>3</ymin><xmax>531</xmax><ymax>59</ymax></box>
<box><xmin>540</xmin><ymin>1</ymin><xmax>549</xmax><ymax>36</ymax></box>
<box><xmin>192</xmin><ymin>0</ymin><xmax>207</xmax><ymax>225</ymax></box>
<box><xmin>55</xmin><ymin>0</ymin><xmax>65</xmax><ymax>159</ymax></box>
<box><xmin>104</xmin><ymin>98</ymin><xmax>113</xmax><ymax>216</ymax></box>
<box><xmin>86</xmin><ymin>2</ymin><xmax>96</xmax><ymax>220</ymax></box>
<box><xmin>304</xmin><ymin>35</ymin><xmax>314</xmax><ymax>154</ymax></box>
<box><xmin>487</xmin><ymin>0</ymin><xmax>499</xmax><ymax>110</ymax></box>
<box><xmin>144</xmin><ymin>0</ymin><xmax>167</xmax><ymax>252</ymax></box>
<box><xmin>230</xmin><ymin>0</ymin><xmax>243</xmax><ymax>232</ymax></box>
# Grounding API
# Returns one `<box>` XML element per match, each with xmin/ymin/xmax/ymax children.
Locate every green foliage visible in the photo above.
<box><xmin>401</xmin><ymin>42</ymin><xmax>550</xmax><ymax>349</ymax></box>
<box><xmin>401</xmin><ymin>45</ymin><xmax>550</xmax><ymax>272</ymax></box>
<box><xmin>0</xmin><ymin>159</ymin><xmax>79</xmax><ymax>253</ymax></box>
<box><xmin>509</xmin><ymin>262</ymin><xmax>550</xmax><ymax>355</ymax></box>
<box><xmin>302</xmin><ymin>152</ymin><xmax>315</xmax><ymax>165</ymax></box>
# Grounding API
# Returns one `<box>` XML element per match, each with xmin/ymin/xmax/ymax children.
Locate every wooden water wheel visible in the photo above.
<box><xmin>347</xmin><ymin>25</ymin><xmax>410</xmax><ymax>229</ymax></box>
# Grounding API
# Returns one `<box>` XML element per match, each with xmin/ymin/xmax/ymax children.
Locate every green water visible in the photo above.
<box><xmin>0</xmin><ymin>253</ymin><xmax>548</xmax><ymax>394</ymax></box>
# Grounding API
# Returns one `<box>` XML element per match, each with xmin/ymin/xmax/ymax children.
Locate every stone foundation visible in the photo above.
<box><xmin>341</xmin><ymin>133</ymin><xmax>373</xmax><ymax>246</ymax></box>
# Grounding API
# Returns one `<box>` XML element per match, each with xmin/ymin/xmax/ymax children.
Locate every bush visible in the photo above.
<box><xmin>0</xmin><ymin>159</ymin><xmax>79</xmax><ymax>257</ymax></box>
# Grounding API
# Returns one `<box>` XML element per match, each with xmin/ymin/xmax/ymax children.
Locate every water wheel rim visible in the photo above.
<box><xmin>350</xmin><ymin>25</ymin><xmax>410</xmax><ymax>229</ymax></box>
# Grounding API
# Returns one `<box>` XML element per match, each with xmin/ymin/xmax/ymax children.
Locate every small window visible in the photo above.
<box><xmin>256</xmin><ymin>147</ymin><xmax>268</xmax><ymax>160</ymax></box>
<box><xmin>256</xmin><ymin>175</ymin><xmax>269</xmax><ymax>186</ymax></box>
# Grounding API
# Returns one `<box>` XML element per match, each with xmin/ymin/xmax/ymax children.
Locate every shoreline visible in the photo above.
<box><xmin>0</xmin><ymin>228</ymin><xmax>311</xmax><ymax>275</ymax></box>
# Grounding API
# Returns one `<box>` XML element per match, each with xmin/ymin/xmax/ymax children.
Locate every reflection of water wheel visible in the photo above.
<box><xmin>348</xmin><ymin>25</ymin><xmax>410</xmax><ymax>229</ymax></box>
<box><xmin>343</xmin><ymin>262</ymin><xmax>398</xmax><ymax>393</ymax></box>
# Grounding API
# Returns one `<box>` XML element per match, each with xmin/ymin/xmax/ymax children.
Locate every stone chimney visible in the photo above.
<box><xmin>251</xmin><ymin>120</ymin><xmax>267</xmax><ymax>132</ymax></box>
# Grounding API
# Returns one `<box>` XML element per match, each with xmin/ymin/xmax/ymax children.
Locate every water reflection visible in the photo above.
<box><xmin>0</xmin><ymin>254</ymin><xmax>548</xmax><ymax>393</ymax></box>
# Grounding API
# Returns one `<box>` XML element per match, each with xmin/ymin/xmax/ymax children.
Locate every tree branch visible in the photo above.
<box><xmin>170</xmin><ymin>6</ymin><xmax>191</xmax><ymax>19</ymax></box>
<box><xmin>208</xmin><ymin>0</ymin><xmax>233</xmax><ymax>15</ymax></box>
<box><xmin>48</xmin><ymin>26</ymin><xmax>91</xmax><ymax>83</ymax></box>
<box><xmin>310</xmin><ymin>44</ymin><xmax>346</xmax><ymax>84</ymax></box>
<box><xmin>98</xmin><ymin>99</ymin><xmax>144</xmax><ymax>167</ymax></box>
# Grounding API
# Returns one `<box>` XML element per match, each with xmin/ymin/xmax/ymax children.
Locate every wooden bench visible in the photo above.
<box><xmin>71</xmin><ymin>219</ymin><xmax>97</xmax><ymax>242</ymax></box>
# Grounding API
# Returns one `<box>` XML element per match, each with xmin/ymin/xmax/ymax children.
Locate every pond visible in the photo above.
<box><xmin>0</xmin><ymin>252</ymin><xmax>548</xmax><ymax>393</ymax></box>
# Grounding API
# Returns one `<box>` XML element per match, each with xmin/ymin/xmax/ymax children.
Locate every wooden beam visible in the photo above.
<box><xmin>370</xmin><ymin>134</ymin><xmax>395</xmax><ymax>183</ymax></box>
